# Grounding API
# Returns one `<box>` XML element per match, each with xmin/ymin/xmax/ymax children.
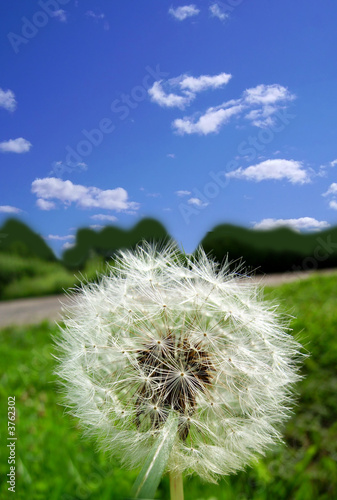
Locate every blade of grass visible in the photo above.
<box><xmin>131</xmin><ymin>412</ymin><xmax>178</xmax><ymax>499</ymax></box>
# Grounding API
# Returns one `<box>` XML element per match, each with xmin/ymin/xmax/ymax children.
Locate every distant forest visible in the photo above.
<box><xmin>1</xmin><ymin>217</ymin><xmax>337</xmax><ymax>274</ymax></box>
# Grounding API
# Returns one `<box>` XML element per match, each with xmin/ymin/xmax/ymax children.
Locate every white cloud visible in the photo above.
<box><xmin>36</xmin><ymin>199</ymin><xmax>56</xmax><ymax>211</ymax></box>
<box><xmin>322</xmin><ymin>183</ymin><xmax>337</xmax><ymax>210</ymax></box>
<box><xmin>317</xmin><ymin>159</ymin><xmax>337</xmax><ymax>177</ymax></box>
<box><xmin>139</xmin><ymin>188</ymin><xmax>160</xmax><ymax>198</ymax></box>
<box><xmin>48</xmin><ymin>234</ymin><xmax>75</xmax><ymax>241</ymax></box>
<box><xmin>0</xmin><ymin>205</ymin><xmax>22</xmax><ymax>214</ymax></box>
<box><xmin>50</xmin><ymin>160</ymin><xmax>87</xmax><ymax>176</ymax></box>
<box><xmin>32</xmin><ymin>177</ymin><xmax>139</xmax><ymax>212</ymax></box>
<box><xmin>317</xmin><ymin>166</ymin><xmax>327</xmax><ymax>178</ymax></box>
<box><xmin>0</xmin><ymin>138</ymin><xmax>32</xmax><ymax>153</ymax></box>
<box><xmin>86</xmin><ymin>10</ymin><xmax>105</xmax><ymax>20</ymax></box>
<box><xmin>91</xmin><ymin>214</ymin><xmax>118</xmax><ymax>222</ymax></box>
<box><xmin>62</xmin><ymin>241</ymin><xmax>75</xmax><ymax>250</ymax></box>
<box><xmin>148</xmin><ymin>81</ymin><xmax>192</xmax><ymax>109</ymax></box>
<box><xmin>188</xmin><ymin>197</ymin><xmax>208</xmax><ymax>207</ymax></box>
<box><xmin>243</xmin><ymin>84</ymin><xmax>294</xmax><ymax>106</ymax></box>
<box><xmin>167</xmin><ymin>153</ymin><xmax>175</xmax><ymax>159</ymax></box>
<box><xmin>149</xmin><ymin>72</ymin><xmax>232</xmax><ymax>110</ymax></box>
<box><xmin>86</xmin><ymin>10</ymin><xmax>109</xmax><ymax>29</ymax></box>
<box><xmin>244</xmin><ymin>106</ymin><xmax>278</xmax><ymax>128</ymax></box>
<box><xmin>168</xmin><ymin>5</ymin><xmax>200</xmax><ymax>21</ymax></box>
<box><xmin>33</xmin><ymin>178</ymin><xmax>87</xmax><ymax>203</ymax></box>
<box><xmin>243</xmin><ymin>84</ymin><xmax>295</xmax><ymax>127</ymax></box>
<box><xmin>179</xmin><ymin>72</ymin><xmax>232</xmax><ymax>92</ymax></box>
<box><xmin>209</xmin><ymin>4</ymin><xmax>229</xmax><ymax>21</ymax></box>
<box><xmin>170</xmin><ymin>83</ymin><xmax>295</xmax><ymax>135</ymax></box>
<box><xmin>226</xmin><ymin>159</ymin><xmax>310</xmax><ymax>184</ymax></box>
<box><xmin>51</xmin><ymin>9</ymin><xmax>67</xmax><ymax>22</ymax></box>
<box><xmin>90</xmin><ymin>224</ymin><xmax>104</xmax><ymax>230</ymax></box>
<box><xmin>173</xmin><ymin>103</ymin><xmax>243</xmax><ymax>135</ymax></box>
<box><xmin>0</xmin><ymin>88</ymin><xmax>16</xmax><ymax>112</ymax></box>
<box><xmin>322</xmin><ymin>183</ymin><xmax>337</xmax><ymax>197</ymax></box>
<box><xmin>175</xmin><ymin>190</ymin><xmax>191</xmax><ymax>197</ymax></box>
<box><xmin>329</xmin><ymin>200</ymin><xmax>337</xmax><ymax>210</ymax></box>
<box><xmin>253</xmin><ymin>217</ymin><xmax>330</xmax><ymax>232</ymax></box>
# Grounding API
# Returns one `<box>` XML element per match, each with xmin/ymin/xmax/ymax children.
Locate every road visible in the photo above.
<box><xmin>0</xmin><ymin>269</ymin><xmax>336</xmax><ymax>329</ymax></box>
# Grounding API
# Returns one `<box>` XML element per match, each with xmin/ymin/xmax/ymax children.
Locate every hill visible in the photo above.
<box><xmin>0</xmin><ymin>218</ymin><xmax>56</xmax><ymax>261</ymax></box>
<box><xmin>200</xmin><ymin>223</ymin><xmax>337</xmax><ymax>273</ymax></box>
<box><xmin>1</xmin><ymin>217</ymin><xmax>337</xmax><ymax>300</ymax></box>
<box><xmin>0</xmin><ymin>217</ymin><xmax>172</xmax><ymax>300</ymax></box>
<box><xmin>62</xmin><ymin>217</ymin><xmax>171</xmax><ymax>268</ymax></box>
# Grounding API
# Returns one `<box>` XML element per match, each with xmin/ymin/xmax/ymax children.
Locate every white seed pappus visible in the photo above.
<box><xmin>55</xmin><ymin>243</ymin><xmax>304</xmax><ymax>482</ymax></box>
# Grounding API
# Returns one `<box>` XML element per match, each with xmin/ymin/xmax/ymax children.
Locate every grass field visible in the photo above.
<box><xmin>0</xmin><ymin>253</ymin><xmax>109</xmax><ymax>301</ymax></box>
<box><xmin>0</xmin><ymin>274</ymin><xmax>336</xmax><ymax>499</ymax></box>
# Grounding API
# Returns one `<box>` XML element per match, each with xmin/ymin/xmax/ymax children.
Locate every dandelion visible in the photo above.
<box><xmin>55</xmin><ymin>243</ymin><xmax>304</xmax><ymax>499</ymax></box>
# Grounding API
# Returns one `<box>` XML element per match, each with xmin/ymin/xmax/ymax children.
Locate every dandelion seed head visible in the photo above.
<box><xmin>55</xmin><ymin>243</ymin><xmax>304</xmax><ymax>482</ymax></box>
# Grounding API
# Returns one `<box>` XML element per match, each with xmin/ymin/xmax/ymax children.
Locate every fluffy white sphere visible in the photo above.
<box><xmin>56</xmin><ymin>244</ymin><xmax>303</xmax><ymax>482</ymax></box>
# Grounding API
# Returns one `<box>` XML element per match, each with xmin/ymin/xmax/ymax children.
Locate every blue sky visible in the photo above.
<box><xmin>1</xmin><ymin>0</ymin><xmax>337</xmax><ymax>255</ymax></box>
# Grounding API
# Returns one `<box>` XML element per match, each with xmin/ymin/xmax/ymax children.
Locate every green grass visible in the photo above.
<box><xmin>0</xmin><ymin>254</ymin><xmax>110</xmax><ymax>300</ymax></box>
<box><xmin>0</xmin><ymin>274</ymin><xmax>336</xmax><ymax>499</ymax></box>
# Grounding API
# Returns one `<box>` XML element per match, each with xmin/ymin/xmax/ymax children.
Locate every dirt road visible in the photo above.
<box><xmin>0</xmin><ymin>269</ymin><xmax>336</xmax><ymax>329</ymax></box>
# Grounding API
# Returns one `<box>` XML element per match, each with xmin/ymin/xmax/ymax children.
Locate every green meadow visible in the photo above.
<box><xmin>0</xmin><ymin>252</ymin><xmax>109</xmax><ymax>301</ymax></box>
<box><xmin>0</xmin><ymin>274</ymin><xmax>336</xmax><ymax>499</ymax></box>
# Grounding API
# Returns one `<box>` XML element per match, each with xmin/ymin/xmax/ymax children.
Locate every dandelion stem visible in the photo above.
<box><xmin>169</xmin><ymin>470</ymin><xmax>184</xmax><ymax>500</ymax></box>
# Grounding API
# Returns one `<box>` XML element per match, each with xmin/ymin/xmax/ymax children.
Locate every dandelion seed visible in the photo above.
<box><xmin>55</xmin><ymin>242</ymin><xmax>304</xmax><ymax>492</ymax></box>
